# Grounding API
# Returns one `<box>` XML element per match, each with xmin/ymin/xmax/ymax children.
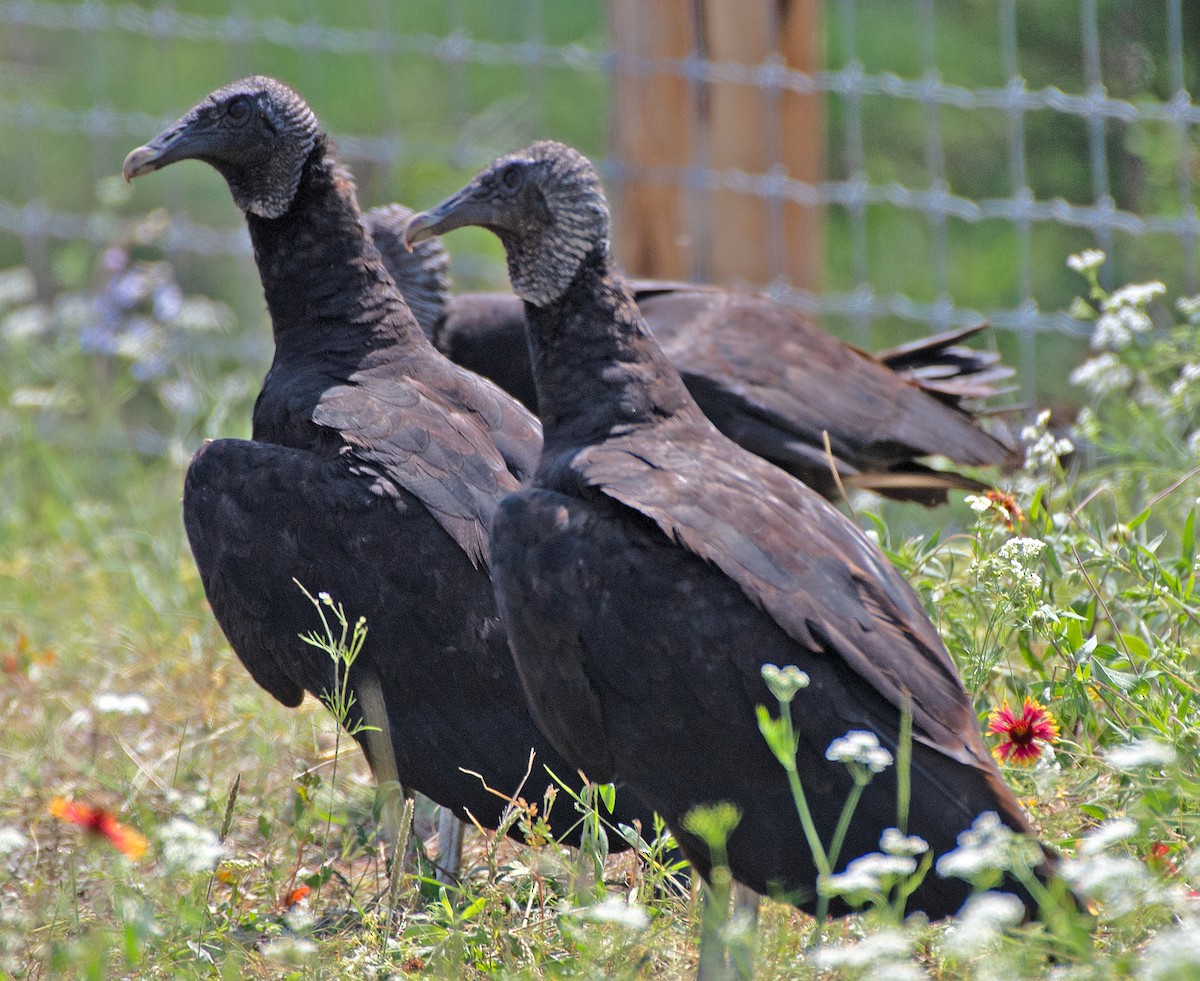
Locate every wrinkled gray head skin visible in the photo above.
<box><xmin>122</xmin><ymin>76</ymin><xmax>319</xmax><ymax>219</ymax></box>
<box><xmin>366</xmin><ymin>204</ymin><xmax>451</xmax><ymax>337</ymax></box>
<box><xmin>405</xmin><ymin>140</ymin><xmax>609</xmax><ymax>307</ymax></box>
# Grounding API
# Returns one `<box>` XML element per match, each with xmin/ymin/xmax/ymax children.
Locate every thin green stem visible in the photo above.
<box><xmin>825</xmin><ymin>778</ymin><xmax>867</xmax><ymax>875</ymax></box>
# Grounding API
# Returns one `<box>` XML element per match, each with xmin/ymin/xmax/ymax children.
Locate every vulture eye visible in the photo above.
<box><xmin>499</xmin><ymin>163</ymin><xmax>525</xmax><ymax>192</ymax></box>
<box><xmin>227</xmin><ymin>97</ymin><xmax>251</xmax><ymax>122</ymax></box>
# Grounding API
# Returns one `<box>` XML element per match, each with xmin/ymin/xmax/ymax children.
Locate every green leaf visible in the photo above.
<box><xmin>1092</xmin><ymin>660</ymin><xmax>1138</xmax><ymax>692</ymax></box>
<box><xmin>460</xmin><ymin>896</ymin><xmax>487</xmax><ymax>921</ymax></box>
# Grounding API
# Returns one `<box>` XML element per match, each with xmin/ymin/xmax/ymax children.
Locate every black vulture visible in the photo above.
<box><xmin>121</xmin><ymin>80</ymin><xmax>662</xmax><ymax>853</ymax></box>
<box><xmin>404</xmin><ymin>141</ymin><xmax>1049</xmax><ymax>919</ymax></box>
<box><xmin>367</xmin><ymin>204</ymin><xmax>1017</xmax><ymax>506</ymax></box>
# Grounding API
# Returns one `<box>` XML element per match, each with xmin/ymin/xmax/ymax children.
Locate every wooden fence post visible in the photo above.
<box><xmin>608</xmin><ymin>0</ymin><xmax>823</xmax><ymax>292</ymax></box>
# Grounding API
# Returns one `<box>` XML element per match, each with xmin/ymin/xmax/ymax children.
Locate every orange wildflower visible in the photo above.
<box><xmin>985</xmin><ymin>490</ymin><xmax>1024</xmax><ymax>530</ymax></box>
<box><xmin>987</xmin><ymin>698</ymin><xmax>1059</xmax><ymax>766</ymax></box>
<box><xmin>284</xmin><ymin>884</ymin><xmax>311</xmax><ymax>907</ymax></box>
<box><xmin>49</xmin><ymin>798</ymin><xmax>148</xmax><ymax>860</ymax></box>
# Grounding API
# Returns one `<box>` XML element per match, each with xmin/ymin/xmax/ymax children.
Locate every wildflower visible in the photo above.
<box><xmin>159</xmin><ymin>817</ymin><xmax>222</xmax><ymax>874</ymax></box>
<box><xmin>760</xmin><ymin>663</ymin><xmax>809</xmax><ymax>702</ymax></box>
<box><xmin>92</xmin><ymin>692</ymin><xmax>151</xmax><ymax>716</ymax></box>
<box><xmin>1070</xmin><ymin>353</ymin><xmax>1132</xmax><ymax>397</ymax></box>
<box><xmin>1176</xmin><ymin>294</ymin><xmax>1200</xmax><ymax>324</ymax></box>
<box><xmin>822</xmin><ymin>852</ymin><xmax>917</xmax><ymax>896</ymax></box>
<box><xmin>1105</xmin><ymin>738</ymin><xmax>1176</xmax><ymax>771</ymax></box>
<box><xmin>49</xmin><ymin>798</ymin><xmax>148</xmax><ymax>860</ymax></box>
<box><xmin>284</xmin><ymin>884</ymin><xmax>312</xmax><ymax>908</ymax></box>
<box><xmin>997</xmin><ymin>537</ymin><xmax>1045</xmax><ymax>563</ymax></box>
<box><xmin>936</xmin><ymin>812</ymin><xmax>1042</xmax><ymax>882</ymax></box>
<box><xmin>283</xmin><ymin>903</ymin><xmax>315</xmax><ymax>933</ymax></box>
<box><xmin>1090</xmin><ymin>310</ymin><xmax>1131</xmax><ymax>350</ymax></box>
<box><xmin>880</xmin><ymin>828</ymin><xmax>929</xmax><ymax>857</ymax></box>
<box><xmin>1169</xmin><ymin>362</ymin><xmax>1200</xmax><ymax>397</ymax></box>
<box><xmin>1060</xmin><ymin>854</ymin><xmax>1153</xmax><ymax>914</ymax></box>
<box><xmin>573</xmin><ymin>895</ymin><xmax>651</xmax><ymax>929</ymax></box>
<box><xmin>1148</xmin><ymin>842</ymin><xmax>1178</xmax><ymax>876</ymax></box>
<box><xmin>964</xmin><ymin>494</ymin><xmax>993</xmax><ymax>513</ymax></box>
<box><xmin>985</xmin><ymin>489</ymin><xmax>1023</xmax><ymax>529</ymax></box>
<box><xmin>0</xmin><ymin>266</ymin><xmax>35</xmax><ymax>309</ymax></box>
<box><xmin>1140</xmin><ymin>919</ymin><xmax>1200</xmax><ymax>979</ymax></box>
<box><xmin>1078</xmin><ymin>817</ymin><xmax>1138</xmax><ymax>856</ymax></box>
<box><xmin>943</xmin><ymin>891</ymin><xmax>1026</xmax><ymax>959</ymax></box>
<box><xmin>2</xmin><ymin>305</ymin><xmax>50</xmax><ymax>342</ymax></box>
<box><xmin>1067</xmin><ymin>249</ymin><xmax>1105</xmax><ymax>274</ymax></box>
<box><xmin>1021</xmin><ymin>409</ymin><xmax>1075</xmax><ymax>470</ymax></box>
<box><xmin>987</xmin><ymin>698</ymin><xmax>1059</xmax><ymax>766</ymax></box>
<box><xmin>1106</xmin><ymin>281</ymin><xmax>1165</xmax><ymax>310</ymax></box>
<box><xmin>259</xmin><ymin>937</ymin><xmax>317</xmax><ymax>966</ymax></box>
<box><xmin>0</xmin><ymin>827</ymin><xmax>29</xmax><ymax>860</ymax></box>
<box><xmin>825</xmin><ymin>730</ymin><xmax>893</xmax><ymax>773</ymax></box>
<box><xmin>811</xmin><ymin>928</ymin><xmax>912</xmax><ymax>969</ymax></box>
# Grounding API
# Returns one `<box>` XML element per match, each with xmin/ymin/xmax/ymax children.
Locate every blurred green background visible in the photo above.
<box><xmin>1</xmin><ymin>0</ymin><xmax>1197</xmax><ymax>421</ymax></box>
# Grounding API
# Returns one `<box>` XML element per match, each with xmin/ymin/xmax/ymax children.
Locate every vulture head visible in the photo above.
<box><xmin>405</xmin><ymin>140</ymin><xmax>609</xmax><ymax>307</ymax></box>
<box><xmin>122</xmin><ymin>76</ymin><xmax>318</xmax><ymax>219</ymax></box>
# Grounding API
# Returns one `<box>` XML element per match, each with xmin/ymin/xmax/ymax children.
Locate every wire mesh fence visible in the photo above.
<box><xmin>1</xmin><ymin>0</ymin><xmax>1197</xmax><ymax>403</ymax></box>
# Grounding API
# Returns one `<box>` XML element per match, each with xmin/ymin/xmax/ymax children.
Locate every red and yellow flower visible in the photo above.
<box><xmin>49</xmin><ymin>798</ymin><xmax>148</xmax><ymax>860</ymax></box>
<box><xmin>987</xmin><ymin>698</ymin><xmax>1059</xmax><ymax>766</ymax></box>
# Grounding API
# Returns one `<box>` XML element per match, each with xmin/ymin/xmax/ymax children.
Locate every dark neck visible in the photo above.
<box><xmin>245</xmin><ymin>135</ymin><xmax>424</xmax><ymax>359</ymax></box>
<box><xmin>523</xmin><ymin>251</ymin><xmax>698</xmax><ymax>452</ymax></box>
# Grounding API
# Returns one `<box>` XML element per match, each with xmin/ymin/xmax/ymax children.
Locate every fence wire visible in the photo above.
<box><xmin>1</xmin><ymin>0</ymin><xmax>1197</xmax><ymax>402</ymax></box>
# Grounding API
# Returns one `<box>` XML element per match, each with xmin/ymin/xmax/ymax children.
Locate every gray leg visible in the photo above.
<box><xmin>435</xmin><ymin>808</ymin><xmax>465</xmax><ymax>884</ymax></box>
<box><xmin>729</xmin><ymin>883</ymin><xmax>760</xmax><ymax>980</ymax></box>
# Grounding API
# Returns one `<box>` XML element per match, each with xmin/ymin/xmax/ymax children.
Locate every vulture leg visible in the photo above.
<box><xmin>435</xmin><ymin>809</ymin><xmax>466</xmax><ymax>884</ymax></box>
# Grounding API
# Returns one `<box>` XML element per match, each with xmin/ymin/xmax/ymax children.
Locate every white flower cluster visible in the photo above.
<box><xmin>823</xmin><ymin>852</ymin><xmax>918</xmax><ymax>896</ymax></box>
<box><xmin>811</xmin><ymin>928</ymin><xmax>913</xmax><ymax>971</ymax></box>
<box><xmin>1091</xmin><ymin>305</ymin><xmax>1151</xmax><ymax>350</ymax></box>
<box><xmin>572</xmin><ymin>895</ymin><xmax>651</xmax><ymax>930</ymax></box>
<box><xmin>825</xmin><ymin>730</ymin><xmax>893</xmax><ymax>773</ymax></box>
<box><xmin>1078</xmin><ymin>817</ymin><xmax>1138</xmax><ymax>857</ymax></box>
<box><xmin>1139</xmin><ymin>919</ymin><xmax>1200</xmax><ymax>980</ymax></box>
<box><xmin>159</xmin><ymin>817</ymin><xmax>223</xmax><ymax>875</ymax></box>
<box><xmin>1108</xmin><ymin>281</ymin><xmax>1166</xmax><ymax>310</ymax></box>
<box><xmin>0</xmin><ymin>827</ymin><xmax>28</xmax><ymax>862</ymax></box>
<box><xmin>936</xmin><ymin>812</ymin><xmax>1041</xmax><ymax>881</ymax></box>
<box><xmin>1070</xmin><ymin>352</ymin><xmax>1133</xmax><ymax>398</ymax></box>
<box><xmin>92</xmin><ymin>692</ymin><xmax>152</xmax><ymax>716</ymax></box>
<box><xmin>1169</xmin><ymin>361</ymin><xmax>1200</xmax><ymax>398</ymax></box>
<box><xmin>1067</xmin><ymin>249</ymin><xmax>1105</xmax><ymax>274</ymax></box>
<box><xmin>1105</xmin><ymin>738</ymin><xmax>1176</xmax><ymax>772</ymax></box>
<box><xmin>1021</xmin><ymin>409</ymin><xmax>1074</xmax><ymax>471</ymax></box>
<box><xmin>963</xmin><ymin>494</ymin><xmax>993</xmax><ymax>514</ymax></box>
<box><xmin>997</xmin><ymin>537</ymin><xmax>1046</xmax><ymax>563</ymax></box>
<box><xmin>942</xmin><ymin>891</ymin><xmax>1027</xmax><ymax>959</ymax></box>
<box><xmin>259</xmin><ymin>937</ymin><xmax>317</xmax><ymax>966</ymax></box>
<box><xmin>1060</xmin><ymin>854</ymin><xmax>1154</xmax><ymax>916</ymax></box>
<box><xmin>976</xmin><ymin>536</ymin><xmax>1046</xmax><ymax>601</ymax></box>
<box><xmin>760</xmin><ymin>662</ymin><xmax>810</xmax><ymax>702</ymax></box>
<box><xmin>881</xmin><ymin>828</ymin><xmax>929</xmax><ymax>858</ymax></box>
<box><xmin>1176</xmin><ymin>294</ymin><xmax>1200</xmax><ymax>325</ymax></box>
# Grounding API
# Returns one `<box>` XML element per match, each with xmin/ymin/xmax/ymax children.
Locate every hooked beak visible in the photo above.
<box><xmin>403</xmin><ymin>184</ymin><xmax>499</xmax><ymax>251</ymax></box>
<box><xmin>122</xmin><ymin>115</ymin><xmax>207</xmax><ymax>182</ymax></box>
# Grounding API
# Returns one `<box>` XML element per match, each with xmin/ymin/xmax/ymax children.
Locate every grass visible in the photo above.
<box><xmin>3</xmin><ymin>4</ymin><xmax>1200</xmax><ymax>974</ymax></box>
<box><xmin>3</xmin><ymin>206</ymin><xmax>1200</xmax><ymax>979</ymax></box>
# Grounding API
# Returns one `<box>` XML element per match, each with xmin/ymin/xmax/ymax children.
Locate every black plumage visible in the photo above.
<box><xmin>368</xmin><ymin>204</ymin><xmax>1016</xmax><ymax>506</ymax></box>
<box><xmin>122</xmin><ymin>80</ymin><xmax>659</xmax><ymax>848</ymax></box>
<box><xmin>404</xmin><ymin>141</ymin><xmax>1048</xmax><ymax>918</ymax></box>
